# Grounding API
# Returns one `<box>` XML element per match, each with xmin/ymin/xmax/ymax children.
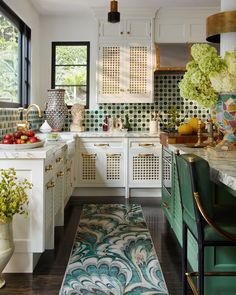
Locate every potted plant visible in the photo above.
<box><xmin>179</xmin><ymin>43</ymin><xmax>236</xmax><ymax>150</ymax></box>
<box><xmin>0</xmin><ymin>168</ymin><xmax>32</xmax><ymax>288</ymax></box>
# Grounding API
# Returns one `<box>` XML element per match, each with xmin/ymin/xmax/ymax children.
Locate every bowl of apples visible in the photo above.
<box><xmin>0</xmin><ymin>130</ymin><xmax>44</xmax><ymax>150</ymax></box>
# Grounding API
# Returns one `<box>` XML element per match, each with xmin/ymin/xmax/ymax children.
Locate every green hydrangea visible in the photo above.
<box><xmin>0</xmin><ymin>168</ymin><xmax>33</xmax><ymax>223</ymax></box>
<box><xmin>179</xmin><ymin>43</ymin><xmax>236</xmax><ymax>108</ymax></box>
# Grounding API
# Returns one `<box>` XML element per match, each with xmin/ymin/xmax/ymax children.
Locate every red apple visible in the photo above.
<box><xmin>26</xmin><ymin>130</ymin><xmax>35</xmax><ymax>137</ymax></box>
<box><xmin>2</xmin><ymin>138</ymin><xmax>12</xmax><ymax>144</ymax></box>
<box><xmin>4</xmin><ymin>134</ymin><xmax>12</xmax><ymax>140</ymax></box>
<box><xmin>13</xmin><ymin>131</ymin><xmax>23</xmax><ymax>138</ymax></box>
<box><xmin>15</xmin><ymin>139</ymin><xmax>22</xmax><ymax>144</ymax></box>
<box><xmin>29</xmin><ymin>136</ymin><xmax>38</xmax><ymax>143</ymax></box>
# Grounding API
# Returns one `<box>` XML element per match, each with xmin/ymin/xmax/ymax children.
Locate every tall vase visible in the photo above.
<box><xmin>216</xmin><ymin>93</ymin><xmax>236</xmax><ymax>150</ymax></box>
<box><xmin>0</xmin><ymin>220</ymin><xmax>14</xmax><ymax>288</ymax></box>
<box><xmin>45</xmin><ymin>89</ymin><xmax>68</xmax><ymax>132</ymax></box>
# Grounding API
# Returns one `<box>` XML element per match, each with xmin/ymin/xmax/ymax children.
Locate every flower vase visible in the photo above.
<box><xmin>45</xmin><ymin>89</ymin><xmax>68</xmax><ymax>132</ymax></box>
<box><xmin>0</xmin><ymin>220</ymin><xmax>14</xmax><ymax>288</ymax></box>
<box><xmin>216</xmin><ymin>93</ymin><xmax>236</xmax><ymax>150</ymax></box>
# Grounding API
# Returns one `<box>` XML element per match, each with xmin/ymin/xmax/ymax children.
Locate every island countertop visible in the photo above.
<box><xmin>167</xmin><ymin>144</ymin><xmax>236</xmax><ymax>192</ymax></box>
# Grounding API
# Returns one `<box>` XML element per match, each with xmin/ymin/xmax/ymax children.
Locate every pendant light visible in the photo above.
<box><xmin>108</xmin><ymin>0</ymin><xmax>120</xmax><ymax>23</ymax></box>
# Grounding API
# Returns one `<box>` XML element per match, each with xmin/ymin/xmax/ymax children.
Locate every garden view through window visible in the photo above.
<box><xmin>52</xmin><ymin>42</ymin><xmax>90</xmax><ymax>108</ymax></box>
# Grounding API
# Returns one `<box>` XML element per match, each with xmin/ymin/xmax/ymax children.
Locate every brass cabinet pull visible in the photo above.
<box><xmin>162</xmin><ymin>202</ymin><xmax>170</xmax><ymax>209</ymax></box>
<box><xmin>106</xmin><ymin>153</ymin><xmax>121</xmax><ymax>157</ymax></box>
<box><xmin>138</xmin><ymin>153</ymin><xmax>154</xmax><ymax>157</ymax></box>
<box><xmin>56</xmin><ymin>157</ymin><xmax>63</xmax><ymax>163</ymax></box>
<box><xmin>94</xmin><ymin>143</ymin><xmax>109</xmax><ymax>147</ymax></box>
<box><xmin>67</xmin><ymin>168</ymin><xmax>71</xmax><ymax>172</ymax></box>
<box><xmin>120</xmin><ymin>31</ymin><xmax>123</xmax><ymax>35</ymax></box>
<box><xmin>127</xmin><ymin>31</ymin><xmax>130</xmax><ymax>34</ymax></box>
<box><xmin>57</xmin><ymin>171</ymin><xmax>64</xmax><ymax>177</ymax></box>
<box><xmin>47</xmin><ymin>181</ymin><xmax>55</xmax><ymax>189</ymax></box>
<box><xmin>82</xmin><ymin>153</ymin><xmax>97</xmax><ymax>157</ymax></box>
<box><xmin>45</xmin><ymin>164</ymin><xmax>53</xmax><ymax>172</ymax></box>
<box><xmin>139</xmin><ymin>143</ymin><xmax>154</xmax><ymax>147</ymax></box>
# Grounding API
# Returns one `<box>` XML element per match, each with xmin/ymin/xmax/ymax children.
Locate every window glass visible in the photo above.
<box><xmin>52</xmin><ymin>43</ymin><xmax>90</xmax><ymax>108</ymax></box>
<box><xmin>0</xmin><ymin>13</ymin><xmax>19</xmax><ymax>104</ymax></box>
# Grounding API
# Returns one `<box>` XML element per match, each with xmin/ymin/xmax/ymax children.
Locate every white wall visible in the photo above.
<box><xmin>4</xmin><ymin>0</ymin><xmax>42</xmax><ymax>107</ymax></box>
<box><xmin>40</xmin><ymin>15</ymin><xmax>98</xmax><ymax>109</ymax></box>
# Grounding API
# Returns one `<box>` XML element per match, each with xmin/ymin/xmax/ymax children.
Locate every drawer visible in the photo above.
<box><xmin>44</xmin><ymin>158</ymin><xmax>54</xmax><ymax>181</ymax></box>
<box><xmin>78</xmin><ymin>138</ymin><xmax>124</xmax><ymax>149</ymax></box>
<box><xmin>129</xmin><ymin>139</ymin><xmax>160</xmax><ymax>149</ymax></box>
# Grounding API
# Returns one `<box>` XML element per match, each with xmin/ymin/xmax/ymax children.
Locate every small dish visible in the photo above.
<box><xmin>47</xmin><ymin>133</ymin><xmax>61</xmax><ymax>141</ymax></box>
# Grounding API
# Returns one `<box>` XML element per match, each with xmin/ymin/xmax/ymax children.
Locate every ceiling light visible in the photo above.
<box><xmin>108</xmin><ymin>1</ymin><xmax>120</xmax><ymax>23</ymax></box>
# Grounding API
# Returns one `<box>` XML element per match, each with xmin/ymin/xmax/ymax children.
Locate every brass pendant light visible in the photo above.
<box><xmin>108</xmin><ymin>0</ymin><xmax>120</xmax><ymax>23</ymax></box>
<box><xmin>206</xmin><ymin>10</ymin><xmax>236</xmax><ymax>43</ymax></box>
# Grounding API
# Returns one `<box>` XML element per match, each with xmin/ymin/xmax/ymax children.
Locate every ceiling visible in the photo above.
<box><xmin>30</xmin><ymin>0</ymin><xmax>220</xmax><ymax>16</ymax></box>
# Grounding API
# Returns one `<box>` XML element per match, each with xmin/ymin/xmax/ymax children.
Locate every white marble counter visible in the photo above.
<box><xmin>168</xmin><ymin>144</ymin><xmax>236</xmax><ymax>192</ymax></box>
<box><xmin>74</xmin><ymin>131</ymin><xmax>160</xmax><ymax>138</ymax></box>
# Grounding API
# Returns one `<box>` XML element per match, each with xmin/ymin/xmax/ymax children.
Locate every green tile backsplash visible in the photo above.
<box><xmin>0</xmin><ymin>73</ymin><xmax>209</xmax><ymax>137</ymax></box>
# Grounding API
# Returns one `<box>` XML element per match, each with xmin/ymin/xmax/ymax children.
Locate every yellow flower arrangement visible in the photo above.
<box><xmin>0</xmin><ymin>168</ymin><xmax>33</xmax><ymax>223</ymax></box>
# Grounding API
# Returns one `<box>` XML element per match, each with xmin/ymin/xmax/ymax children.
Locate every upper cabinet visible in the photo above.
<box><xmin>99</xmin><ymin>19</ymin><xmax>152</xmax><ymax>42</ymax></box>
<box><xmin>94</xmin><ymin>8</ymin><xmax>156</xmax><ymax>103</ymax></box>
<box><xmin>155</xmin><ymin>7</ymin><xmax>220</xmax><ymax>43</ymax></box>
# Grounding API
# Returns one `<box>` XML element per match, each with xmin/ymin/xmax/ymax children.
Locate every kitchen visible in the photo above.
<box><xmin>0</xmin><ymin>0</ymin><xmax>236</xmax><ymax>294</ymax></box>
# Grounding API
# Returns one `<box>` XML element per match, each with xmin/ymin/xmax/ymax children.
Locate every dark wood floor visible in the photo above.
<box><xmin>1</xmin><ymin>196</ymin><xmax>188</xmax><ymax>295</ymax></box>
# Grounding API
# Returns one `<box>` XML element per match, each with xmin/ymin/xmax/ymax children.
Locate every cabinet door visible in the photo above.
<box><xmin>98</xmin><ymin>44</ymin><xmax>153</xmax><ymax>103</ymax></box>
<box><xmin>99</xmin><ymin>20</ymin><xmax>125</xmax><ymax>42</ymax></box>
<box><xmin>129</xmin><ymin>140</ymin><xmax>162</xmax><ymax>187</ymax></box>
<box><xmin>126</xmin><ymin>19</ymin><xmax>152</xmax><ymax>41</ymax></box>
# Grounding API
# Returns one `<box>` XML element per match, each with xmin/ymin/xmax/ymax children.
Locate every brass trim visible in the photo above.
<box><xmin>94</xmin><ymin>143</ymin><xmax>109</xmax><ymax>147</ymax></box>
<box><xmin>106</xmin><ymin>153</ymin><xmax>121</xmax><ymax>157</ymax></box>
<box><xmin>57</xmin><ymin>171</ymin><xmax>64</xmax><ymax>177</ymax></box>
<box><xmin>138</xmin><ymin>153</ymin><xmax>154</xmax><ymax>157</ymax></box>
<box><xmin>194</xmin><ymin>192</ymin><xmax>236</xmax><ymax>242</ymax></box>
<box><xmin>46</xmin><ymin>181</ymin><xmax>55</xmax><ymax>189</ymax></box>
<box><xmin>45</xmin><ymin>164</ymin><xmax>53</xmax><ymax>172</ymax></box>
<box><xmin>186</xmin><ymin>273</ymin><xmax>198</xmax><ymax>295</ymax></box>
<box><xmin>138</xmin><ymin>143</ymin><xmax>154</xmax><ymax>147</ymax></box>
<box><xmin>82</xmin><ymin>153</ymin><xmax>97</xmax><ymax>157</ymax></box>
<box><xmin>162</xmin><ymin>202</ymin><xmax>170</xmax><ymax>209</ymax></box>
<box><xmin>206</xmin><ymin>10</ymin><xmax>236</xmax><ymax>43</ymax></box>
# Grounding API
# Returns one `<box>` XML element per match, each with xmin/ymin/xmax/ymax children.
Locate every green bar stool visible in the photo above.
<box><xmin>175</xmin><ymin>153</ymin><xmax>236</xmax><ymax>295</ymax></box>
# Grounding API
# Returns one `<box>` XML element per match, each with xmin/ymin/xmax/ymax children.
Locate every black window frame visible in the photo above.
<box><xmin>0</xmin><ymin>0</ymin><xmax>31</xmax><ymax>108</ymax></box>
<box><xmin>51</xmin><ymin>41</ymin><xmax>90</xmax><ymax>109</ymax></box>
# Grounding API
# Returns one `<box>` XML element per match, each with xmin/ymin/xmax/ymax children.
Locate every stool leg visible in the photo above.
<box><xmin>198</xmin><ymin>243</ymin><xmax>204</xmax><ymax>295</ymax></box>
<box><xmin>182</xmin><ymin>223</ymin><xmax>188</xmax><ymax>295</ymax></box>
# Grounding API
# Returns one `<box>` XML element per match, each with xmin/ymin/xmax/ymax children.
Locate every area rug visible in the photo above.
<box><xmin>59</xmin><ymin>204</ymin><xmax>169</xmax><ymax>295</ymax></box>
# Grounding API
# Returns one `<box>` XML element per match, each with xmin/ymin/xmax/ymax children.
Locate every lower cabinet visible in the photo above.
<box><xmin>77</xmin><ymin>138</ymin><xmax>125</xmax><ymax>187</ymax></box>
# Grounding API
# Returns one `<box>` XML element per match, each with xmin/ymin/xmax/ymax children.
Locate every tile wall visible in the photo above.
<box><xmin>0</xmin><ymin>73</ymin><xmax>209</xmax><ymax>138</ymax></box>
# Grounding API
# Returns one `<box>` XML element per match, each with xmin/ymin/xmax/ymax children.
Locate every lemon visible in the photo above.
<box><xmin>178</xmin><ymin>123</ymin><xmax>193</xmax><ymax>135</ymax></box>
<box><xmin>188</xmin><ymin>117</ymin><xmax>205</xmax><ymax>133</ymax></box>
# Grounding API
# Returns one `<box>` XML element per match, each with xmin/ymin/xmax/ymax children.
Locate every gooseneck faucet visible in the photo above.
<box><xmin>25</xmin><ymin>104</ymin><xmax>42</xmax><ymax>130</ymax></box>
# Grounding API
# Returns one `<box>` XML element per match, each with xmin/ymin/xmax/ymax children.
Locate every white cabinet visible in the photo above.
<box><xmin>128</xmin><ymin>138</ymin><xmax>162</xmax><ymax>188</ymax></box>
<box><xmin>98</xmin><ymin>43</ymin><xmax>153</xmax><ymax>103</ymax></box>
<box><xmin>65</xmin><ymin>141</ymin><xmax>75</xmax><ymax>206</ymax></box>
<box><xmin>99</xmin><ymin>19</ymin><xmax>152</xmax><ymax>42</ymax></box>
<box><xmin>77</xmin><ymin>138</ymin><xmax>125</xmax><ymax>187</ymax></box>
<box><xmin>155</xmin><ymin>7</ymin><xmax>219</xmax><ymax>43</ymax></box>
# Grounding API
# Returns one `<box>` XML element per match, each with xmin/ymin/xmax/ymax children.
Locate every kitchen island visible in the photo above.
<box><xmin>161</xmin><ymin>143</ymin><xmax>236</xmax><ymax>295</ymax></box>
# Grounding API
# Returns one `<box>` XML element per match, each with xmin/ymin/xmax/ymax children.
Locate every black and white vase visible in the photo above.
<box><xmin>45</xmin><ymin>89</ymin><xmax>68</xmax><ymax>132</ymax></box>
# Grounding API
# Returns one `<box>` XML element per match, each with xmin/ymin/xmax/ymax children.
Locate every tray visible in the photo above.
<box><xmin>0</xmin><ymin>140</ymin><xmax>45</xmax><ymax>150</ymax></box>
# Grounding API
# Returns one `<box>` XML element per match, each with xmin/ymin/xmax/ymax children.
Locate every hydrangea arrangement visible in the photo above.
<box><xmin>0</xmin><ymin>168</ymin><xmax>33</xmax><ymax>223</ymax></box>
<box><xmin>179</xmin><ymin>43</ymin><xmax>236</xmax><ymax>108</ymax></box>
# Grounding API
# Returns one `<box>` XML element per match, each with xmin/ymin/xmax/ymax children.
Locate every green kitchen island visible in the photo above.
<box><xmin>161</xmin><ymin>143</ymin><xmax>236</xmax><ymax>295</ymax></box>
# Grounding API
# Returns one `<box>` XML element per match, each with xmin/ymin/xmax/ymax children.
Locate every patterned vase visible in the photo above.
<box><xmin>216</xmin><ymin>93</ymin><xmax>236</xmax><ymax>149</ymax></box>
<box><xmin>45</xmin><ymin>89</ymin><xmax>68</xmax><ymax>132</ymax></box>
<box><xmin>0</xmin><ymin>220</ymin><xmax>14</xmax><ymax>288</ymax></box>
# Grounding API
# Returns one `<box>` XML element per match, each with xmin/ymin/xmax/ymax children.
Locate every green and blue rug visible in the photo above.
<box><xmin>60</xmin><ymin>204</ymin><xmax>169</xmax><ymax>295</ymax></box>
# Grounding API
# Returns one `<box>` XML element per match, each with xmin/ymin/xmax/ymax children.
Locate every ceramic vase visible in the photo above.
<box><xmin>0</xmin><ymin>220</ymin><xmax>14</xmax><ymax>288</ymax></box>
<box><xmin>216</xmin><ymin>93</ymin><xmax>236</xmax><ymax>149</ymax></box>
<box><xmin>45</xmin><ymin>89</ymin><xmax>68</xmax><ymax>132</ymax></box>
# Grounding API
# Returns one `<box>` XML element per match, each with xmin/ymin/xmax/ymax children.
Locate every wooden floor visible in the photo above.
<box><xmin>1</xmin><ymin>196</ymin><xmax>189</xmax><ymax>295</ymax></box>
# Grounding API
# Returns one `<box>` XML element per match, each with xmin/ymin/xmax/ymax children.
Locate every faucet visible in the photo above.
<box><xmin>25</xmin><ymin>104</ymin><xmax>42</xmax><ymax>130</ymax></box>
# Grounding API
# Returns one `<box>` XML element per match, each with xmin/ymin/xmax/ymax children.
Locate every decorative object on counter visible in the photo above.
<box><xmin>0</xmin><ymin>168</ymin><xmax>32</xmax><ymax>288</ymax></box>
<box><xmin>123</xmin><ymin>114</ymin><xmax>131</xmax><ymax>131</ymax></box>
<box><xmin>179</xmin><ymin>43</ymin><xmax>236</xmax><ymax>150</ymax></box>
<box><xmin>45</xmin><ymin>89</ymin><xmax>68</xmax><ymax>132</ymax></box>
<box><xmin>46</xmin><ymin>133</ymin><xmax>61</xmax><ymax>141</ymax></box>
<box><xmin>149</xmin><ymin>112</ymin><xmax>159</xmax><ymax>134</ymax></box>
<box><xmin>16</xmin><ymin>107</ymin><xmax>26</xmax><ymax>132</ymax></box>
<box><xmin>112</xmin><ymin>117</ymin><xmax>122</xmax><ymax>132</ymax></box>
<box><xmin>102</xmin><ymin>116</ymin><xmax>109</xmax><ymax>131</ymax></box>
<box><xmin>70</xmin><ymin>103</ymin><xmax>85</xmax><ymax>132</ymax></box>
<box><xmin>39</xmin><ymin>120</ymin><xmax>52</xmax><ymax>133</ymax></box>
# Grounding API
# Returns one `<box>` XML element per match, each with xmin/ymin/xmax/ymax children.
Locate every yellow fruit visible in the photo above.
<box><xmin>178</xmin><ymin>123</ymin><xmax>193</xmax><ymax>135</ymax></box>
<box><xmin>188</xmin><ymin>117</ymin><xmax>205</xmax><ymax>133</ymax></box>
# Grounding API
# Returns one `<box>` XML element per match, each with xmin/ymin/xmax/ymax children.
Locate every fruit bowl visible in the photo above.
<box><xmin>0</xmin><ymin>140</ymin><xmax>45</xmax><ymax>150</ymax></box>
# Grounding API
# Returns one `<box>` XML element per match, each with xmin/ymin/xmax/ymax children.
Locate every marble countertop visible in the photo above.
<box><xmin>74</xmin><ymin>131</ymin><xmax>160</xmax><ymax>138</ymax></box>
<box><xmin>168</xmin><ymin>144</ymin><xmax>236</xmax><ymax>192</ymax></box>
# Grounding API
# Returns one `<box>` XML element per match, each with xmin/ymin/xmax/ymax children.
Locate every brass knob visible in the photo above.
<box><xmin>45</xmin><ymin>164</ymin><xmax>53</xmax><ymax>172</ymax></box>
<box><xmin>56</xmin><ymin>157</ymin><xmax>63</xmax><ymax>163</ymax></box>
<box><xmin>47</xmin><ymin>181</ymin><xmax>55</xmax><ymax>189</ymax></box>
<box><xmin>67</xmin><ymin>168</ymin><xmax>71</xmax><ymax>172</ymax></box>
<box><xmin>57</xmin><ymin>171</ymin><xmax>64</xmax><ymax>177</ymax></box>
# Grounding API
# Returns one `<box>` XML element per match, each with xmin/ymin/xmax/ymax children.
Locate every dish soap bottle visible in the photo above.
<box><xmin>102</xmin><ymin>116</ymin><xmax>109</xmax><ymax>131</ymax></box>
<box><xmin>123</xmin><ymin>114</ymin><xmax>131</xmax><ymax>131</ymax></box>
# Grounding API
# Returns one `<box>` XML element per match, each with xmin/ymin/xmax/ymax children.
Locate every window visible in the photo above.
<box><xmin>0</xmin><ymin>1</ymin><xmax>31</xmax><ymax>108</ymax></box>
<box><xmin>52</xmin><ymin>42</ymin><xmax>90</xmax><ymax>108</ymax></box>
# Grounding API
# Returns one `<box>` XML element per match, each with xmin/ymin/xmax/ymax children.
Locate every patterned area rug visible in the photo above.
<box><xmin>59</xmin><ymin>204</ymin><xmax>169</xmax><ymax>295</ymax></box>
